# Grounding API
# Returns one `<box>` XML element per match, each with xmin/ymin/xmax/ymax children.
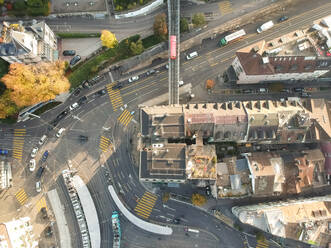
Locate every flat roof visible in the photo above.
<box><xmin>140</xmin><ymin>144</ymin><xmax>186</xmax><ymax>180</ymax></box>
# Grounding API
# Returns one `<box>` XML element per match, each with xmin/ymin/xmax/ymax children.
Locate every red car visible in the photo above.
<box><xmin>326</xmin><ymin>51</ymin><xmax>331</xmax><ymax>57</ymax></box>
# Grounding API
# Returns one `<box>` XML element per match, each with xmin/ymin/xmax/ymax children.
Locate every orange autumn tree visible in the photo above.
<box><xmin>153</xmin><ymin>13</ymin><xmax>168</xmax><ymax>40</ymax></box>
<box><xmin>1</xmin><ymin>61</ymin><xmax>70</xmax><ymax>108</ymax></box>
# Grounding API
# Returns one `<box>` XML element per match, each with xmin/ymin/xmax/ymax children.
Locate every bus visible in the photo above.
<box><xmin>170</xmin><ymin>35</ymin><xmax>176</xmax><ymax>59</ymax></box>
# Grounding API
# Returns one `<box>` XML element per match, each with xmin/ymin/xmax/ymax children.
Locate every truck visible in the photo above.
<box><xmin>257</xmin><ymin>20</ymin><xmax>274</xmax><ymax>33</ymax></box>
<box><xmin>112</xmin><ymin>211</ymin><xmax>121</xmax><ymax>248</ymax></box>
<box><xmin>219</xmin><ymin>29</ymin><xmax>246</xmax><ymax>47</ymax></box>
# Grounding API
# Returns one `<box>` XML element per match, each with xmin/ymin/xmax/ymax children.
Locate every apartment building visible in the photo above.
<box><xmin>0</xmin><ymin>20</ymin><xmax>57</xmax><ymax>64</ymax></box>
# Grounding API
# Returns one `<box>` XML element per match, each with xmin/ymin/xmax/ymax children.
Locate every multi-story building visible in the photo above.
<box><xmin>0</xmin><ymin>20</ymin><xmax>57</xmax><ymax>64</ymax></box>
<box><xmin>224</xmin><ymin>15</ymin><xmax>331</xmax><ymax>84</ymax></box>
<box><xmin>139</xmin><ymin>99</ymin><xmax>331</xmax><ymax>185</ymax></box>
<box><xmin>232</xmin><ymin>195</ymin><xmax>331</xmax><ymax>246</ymax></box>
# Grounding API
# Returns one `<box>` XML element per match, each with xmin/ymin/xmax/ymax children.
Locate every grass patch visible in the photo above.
<box><xmin>57</xmin><ymin>33</ymin><xmax>101</xmax><ymax>39</ymax></box>
<box><xmin>142</xmin><ymin>35</ymin><xmax>164</xmax><ymax>49</ymax></box>
<box><xmin>34</xmin><ymin>101</ymin><xmax>61</xmax><ymax>115</ymax></box>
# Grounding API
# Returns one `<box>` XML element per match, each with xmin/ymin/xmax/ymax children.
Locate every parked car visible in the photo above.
<box><xmin>31</xmin><ymin>147</ymin><xmax>39</xmax><ymax>158</ymax></box>
<box><xmin>165</xmin><ymin>64</ymin><xmax>169</xmax><ymax>69</ymax></box>
<box><xmin>29</xmin><ymin>159</ymin><xmax>36</xmax><ymax>172</ymax></box>
<box><xmin>0</xmin><ymin>149</ymin><xmax>8</xmax><ymax>155</ymax></box>
<box><xmin>36</xmin><ymin>181</ymin><xmax>41</xmax><ymax>193</ymax></box>
<box><xmin>173</xmin><ymin>218</ymin><xmax>181</xmax><ymax>224</ymax></box>
<box><xmin>63</xmin><ymin>50</ymin><xmax>76</xmax><ymax>56</ymax></box>
<box><xmin>178</xmin><ymin>80</ymin><xmax>184</xmax><ymax>87</ymax></box>
<box><xmin>278</xmin><ymin>16</ymin><xmax>289</xmax><ymax>22</ymax></box>
<box><xmin>243</xmin><ymin>89</ymin><xmax>253</xmax><ymax>94</ymax></box>
<box><xmin>146</xmin><ymin>69</ymin><xmax>156</xmax><ymax>76</ymax></box>
<box><xmin>78</xmin><ymin>96</ymin><xmax>88</xmax><ymax>105</ymax></box>
<box><xmin>45</xmin><ymin>226</ymin><xmax>53</xmax><ymax>237</ymax></box>
<box><xmin>41</xmin><ymin>150</ymin><xmax>49</xmax><ymax>163</ymax></box>
<box><xmin>293</xmin><ymin>87</ymin><xmax>304</xmax><ymax>92</ymax></box>
<box><xmin>128</xmin><ymin>76</ymin><xmax>139</xmax><ymax>83</ymax></box>
<box><xmin>79</xmin><ymin>135</ymin><xmax>88</xmax><ymax>143</ymax></box>
<box><xmin>70</xmin><ymin>55</ymin><xmax>81</xmax><ymax>66</ymax></box>
<box><xmin>69</xmin><ymin>102</ymin><xmax>79</xmax><ymax>111</ymax></box>
<box><xmin>36</xmin><ymin>166</ymin><xmax>45</xmax><ymax>179</ymax></box>
<box><xmin>39</xmin><ymin>135</ymin><xmax>47</xmax><ymax>146</ymax></box>
<box><xmin>205</xmin><ymin>185</ymin><xmax>211</xmax><ymax>196</ymax></box>
<box><xmin>112</xmin><ymin>83</ymin><xmax>123</xmax><ymax>90</ymax></box>
<box><xmin>82</xmin><ymin>80</ymin><xmax>92</xmax><ymax>89</ymax></box>
<box><xmin>56</xmin><ymin>128</ymin><xmax>66</xmax><ymax>138</ymax></box>
<box><xmin>300</xmin><ymin>92</ymin><xmax>311</xmax><ymax>98</ymax></box>
<box><xmin>281</xmin><ymin>88</ymin><xmax>291</xmax><ymax>93</ymax></box>
<box><xmin>73</xmin><ymin>88</ymin><xmax>81</xmax><ymax>97</ymax></box>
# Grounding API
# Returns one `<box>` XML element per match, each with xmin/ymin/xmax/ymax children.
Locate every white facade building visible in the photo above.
<box><xmin>0</xmin><ymin>20</ymin><xmax>57</xmax><ymax>64</ymax></box>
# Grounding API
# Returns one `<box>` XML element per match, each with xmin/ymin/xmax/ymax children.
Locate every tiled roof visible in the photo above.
<box><xmin>236</xmin><ymin>51</ymin><xmax>331</xmax><ymax>75</ymax></box>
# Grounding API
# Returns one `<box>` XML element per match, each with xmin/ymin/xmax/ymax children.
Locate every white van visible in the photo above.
<box><xmin>38</xmin><ymin>135</ymin><xmax>47</xmax><ymax>146</ymax></box>
<box><xmin>257</xmin><ymin>20</ymin><xmax>274</xmax><ymax>33</ymax></box>
<box><xmin>186</xmin><ymin>51</ymin><xmax>198</xmax><ymax>60</ymax></box>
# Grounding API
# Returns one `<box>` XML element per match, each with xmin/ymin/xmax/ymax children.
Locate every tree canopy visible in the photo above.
<box><xmin>191</xmin><ymin>193</ymin><xmax>207</xmax><ymax>206</ymax></box>
<box><xmin>180</xmin><ymin>17</ymin><xmax>189</xmax><ymax>33</ymax></box>
<box><xmin>1</xmin><ymin>61</ymin><xmax>70</xmax><ymax>108</ymax></box>
<box><xmin>130</xmin><ymin>40</ymin><xmax>144</xmax><ymax>55</ymax></box>
<box><xmin>153</xmin><ymin>13</ymin><xmax>168</xmax><ymax>40</ymax></box>
<box><xmin>100</xmin><ymin>30</ymin><xmax>118</xmax><ymax>48</ymax></box>
<box><xmin>192</xmin><ymin>13</ymin><xmax>206</xmax><ymax>27</ymax></box>
<box><xmin>0</xmin><ymin>90</ymin><xmax>18</xmax><ymax>119</ymax></box>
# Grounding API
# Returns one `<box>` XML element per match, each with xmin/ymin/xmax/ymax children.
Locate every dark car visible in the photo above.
<box><xmin>173</xmin><ymin>218</ymin><xmax>180</xmax><ymax>224</ymax></box>
<box><xmin>45</xmin><ymin>226</ymin><xmax>53</xmax><ymax>237</ymax></box>
<box><xmin>242</xmin><ymin>89</ymin><xmax>253</xmax><ymax>94</ymax></box>
<box><xmin>41</xmin><ymin>151</ymin><xmax>49</xmax><ymax>163</ymax></box>
<box><xmin>63</xmin><ymin>50</ymin><xmax>76</xmax><ymax>56</ymax></box>
<box><xmin>36</xmin><ymin>166</ymin><xmax>45</xmax><ymax>179</ymax></box>
<box><xmin>73</xmin><ymin>88</ymin><xmax>81</xmax><ymax>97</ymax></box>
<box><xmin>41</xmin><ymin>207</ymin><xmax>48</xmax><ymax>219</ymax></box>
<box><xmin>79</xmin><ymin>135</ymin><xmax>88</xmax><ymax>143</ymax></box>
<box><xmin>205</xmin><ymin>185</ymin><xmax>211</xmax><ymax>196</ymax></box>
<box><xmin>95</xmin><ymin>89</ymin><xmax>107</xmax><ymax>97</ymax></box>
<box><xmin>78</xmin><ymin>96</ymin><xmax>88</xmax><ymax>105</ymax></box>
<box><xmin>70</xmin><ymin>55</ymin><xmax>81</xmax><ymax>66</ymax></box>
<box><xmin>82</xmin><ymin>80</ymin><xmax>91</xmax><ymax>89</ymax></box>
<box><xmin>146</xmin><ymin>69</ymin><xmax>156</xmax><ymax>76</ymax></box>
<box><xmin>112</xmin><ymin>83</ymin><xmax>123</xmax><ymax>90</ymax></box>
<box><xmin>278</xmin><ymin>16</ymin><xmax>289</xmax><ymax>22</ymax></box>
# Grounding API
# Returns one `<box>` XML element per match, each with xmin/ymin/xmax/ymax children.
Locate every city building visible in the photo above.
<box><xmin>0</xmin><ymin>217</ymin><xmax>38</xmax><ymax>248</ymax></box>
<box><xmin>232</xmin><ymin>195</ymin><xmax>331</xmax><ymax>246</ymax></box>
<box><xmin>0</xmin><ymin>20</ymin><xmax>58</xmax><ymax>64</ymax></box>
<box><xmin>139</xmin><ymin>99</ymin><xmax>331</xmax><ymax>185</ymax></box>
<box><xmin>224</xmin><ymin>15</ymin><xmax>331</xmax><ymax>84</ymax></box>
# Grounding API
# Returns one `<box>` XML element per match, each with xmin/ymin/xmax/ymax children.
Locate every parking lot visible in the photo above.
<box><xmin>51</xmin><ymin>0</ymin><xmax>107</xmax><ymax>14</ymax></box>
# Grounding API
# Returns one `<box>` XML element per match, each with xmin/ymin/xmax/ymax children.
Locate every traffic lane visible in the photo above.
<box><xmin>163</xmin><ymin>200</ymin><xmax>244</xmax><ymax>248</ymax></box>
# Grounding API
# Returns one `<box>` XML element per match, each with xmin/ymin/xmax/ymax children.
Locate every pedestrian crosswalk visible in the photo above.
<box><xmin>106</xmin><ymin>83</ymin><xmax>123</xmax><ymax>112</ymax></box>
<box><xmin>219</xmin><ymin>1</ymin><xmax>232</xmax><ymax>15</ymax></box>
<box><xmin>117</xmin><ymin>109</ymin><xmax>133</xmax><ymax>127</ymax></box>
<box><xmin>99</xmin><ymin>136</ymin><xmax>112</xmax><ymax>153</ymax></box>
<box><xmin>15</xmin><ymin>188</ymin><xmax>28</xmax><ymax>205</ymax></box>
<box><xmin>134</xmin><ymin>191</ymin><xmax>157</xmax><ymax>219</ymax></box>
<box><xmin>256</xmin><ymin>240</ymin><xmax>269</xmax><ymax>248</ymax></box>
<box><xmin>36</xmin><ymin>197</ymin><xmax>47</xmax><ymax>211</ymax></box>
<box><xmin>12</xmin><ymin>129</ymin><xmax>26</xmax><ymax>160</ymax></box>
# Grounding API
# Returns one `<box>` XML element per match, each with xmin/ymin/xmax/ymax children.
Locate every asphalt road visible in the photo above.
<box><xmin>1</xmin><ymin>1</ymin><xmax>331</xmax><ymax>247</ymax></box>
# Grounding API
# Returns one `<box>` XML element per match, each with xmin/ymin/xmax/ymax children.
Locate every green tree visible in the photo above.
<box><xmin>180</xmin><ymin>17</ymin><xmax>189</xmax><ymax>33</ymax></box>
<box><xmin>130</xmin><ymin>40</ymin><xmax>144</xmax><ymax>55</ymax></box>
<box><xmin>153</xmin><ymin>13</ymin><xmax>168</xmax><ymax>40</ymax></box>
<box><xmin>192</xmin><ymin>13</ymin><xmax>206</xmax><ymax>27</ymax></box>
<box><xmin>191</xmin><ymin>193</ymin><xmax>207</xmax><ymax>206</ymax></box>
<box><xmin>27</xmin><ymin>0</ymin><xmax>43</xmax><ymax>7</ymax></box>
<box><xmin>13</xmin><ymin>0</ymin><xmax>26</xmax><ymax>10</ymax></box>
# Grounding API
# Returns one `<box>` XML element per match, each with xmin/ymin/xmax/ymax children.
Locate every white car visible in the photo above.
<box><xmin>36</xmin><ymin>181</ymin><xmax>41</xmax><ymax>193</ymax></box>
<box><xmin>56</xmin><ymin>128</ymin><xmax>66</xmax><ymax>138</ymax></box>
<box><xmin>29</xmin><ymin>159</ymin><xmax>36</xmax><ymax>172</ymax></box>
<box><xmin>178</xmin><ymin>80</ymin><xmax>184</xmax><ymax>87</ymax></box>
<box><xmin>128</xmin><ymin>76</ymin><xmax>139</xmax><ymax>83</ymax></box>
<box><xmin>69</xmin><ymin>102</ymin><xmax>79</xmax><ymax>111</ymax></box>
<box><xmin>31</xmin><ymin>147</ymin><xmax>39</xmax><ymax>158</ymax></box>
